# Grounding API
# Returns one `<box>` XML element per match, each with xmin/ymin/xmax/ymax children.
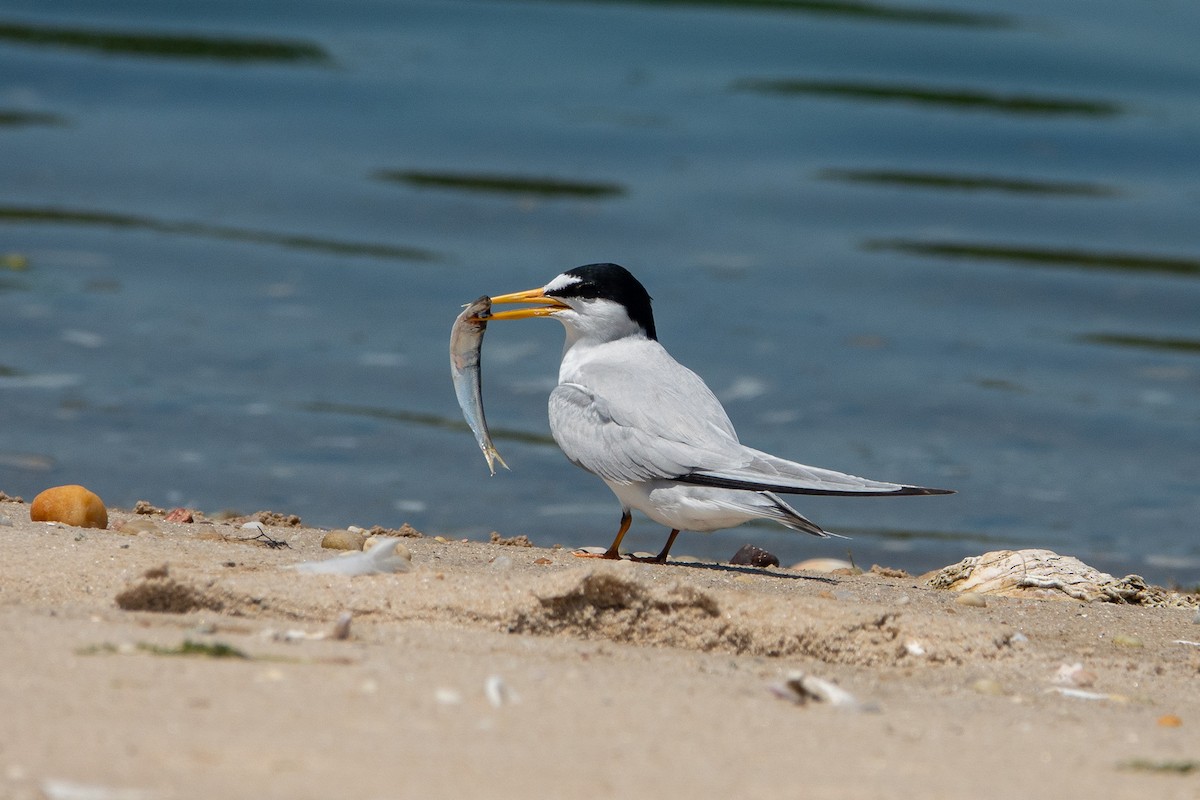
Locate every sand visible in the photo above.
<box><xmin>1</xmin><ymin>496</ymin><xmax>1198</xmax><ymax>800</ymax></box>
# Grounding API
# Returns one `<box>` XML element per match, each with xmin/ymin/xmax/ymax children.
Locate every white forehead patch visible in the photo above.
<box><xmin>543</xmin><ymin>272</ymin><xmax>582</xmax><ymax>294</ymax></box>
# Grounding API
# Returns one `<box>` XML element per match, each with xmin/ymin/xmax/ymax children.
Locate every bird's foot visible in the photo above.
<box><xmin>626</xmin><ymin>552</ymin><xmax>669</xmax><ymax>564</ymax></box>
<box><xmin>572</xmin><ymin>547</ymin><xmax>622</xmax><ymax>560</ymax></box>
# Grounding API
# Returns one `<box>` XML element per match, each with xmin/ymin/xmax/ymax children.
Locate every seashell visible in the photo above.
<box><xmin>926</xmin><ymin>549</ymin><xmax>1147</xmax><ymax>603</ymax></box>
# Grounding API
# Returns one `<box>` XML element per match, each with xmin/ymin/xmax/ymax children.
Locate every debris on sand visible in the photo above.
<box><xmin>926</xmin><ymin>549</ymin><xmax>1198</xmax><ymax>606</ymax></box>
<box><xmin>288</xmin><ymin>537</ymin><xmax>412</xmax><ymax>575</ymax></box>
<box><xmin>769</xmin><ymin>671</ymin><xmax>875</xmax><ymax>712</ymax></box>
<box><xmin>729</xmin><ymin>544</ymin><xmax>779</xmax><ymax>568</ymax></box>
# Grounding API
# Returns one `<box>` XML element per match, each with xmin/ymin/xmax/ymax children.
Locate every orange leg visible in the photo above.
<box><xmin>574</xmin><ymin>510</ymin><xmax>631</xmax><ymax>560</ymax></box>
<box><xmin>649</xmin><ymin>529</ymin><xmax>680</xmax><ymax>564</ymax></box>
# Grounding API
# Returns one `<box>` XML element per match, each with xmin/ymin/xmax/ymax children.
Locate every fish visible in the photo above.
<box><xmin>450</xmin><ymin>295</ymin><xmax>509</xmax><ymax>475</ymax></box>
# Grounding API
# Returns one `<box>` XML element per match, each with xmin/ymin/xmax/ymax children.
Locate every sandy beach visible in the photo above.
<box><xmin>1</xmin><ymin>493</ymin><xmax>1198</xmax><ymax>800</ymax></box>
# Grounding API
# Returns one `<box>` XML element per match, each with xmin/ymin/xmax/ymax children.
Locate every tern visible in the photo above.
<box><xmin>487</xmin><ymin>263</ymin><xmax>952</xmax><ymax>563</ymax></box>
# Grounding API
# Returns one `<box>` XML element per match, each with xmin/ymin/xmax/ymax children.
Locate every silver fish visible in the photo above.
<box><xmin>450</xmin><ymin>296</ymin><xmax>509</xmax><ymax>475</ymax></box>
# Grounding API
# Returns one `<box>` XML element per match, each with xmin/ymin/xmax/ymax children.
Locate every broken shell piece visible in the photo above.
<box><xmin>287</xmin><ymin>537</ymin><xmax>411</xmax><ymax>575</ymax></box>
<box><xmin>729</xmin><ymin>544</ymin><xmax>779</xmax><ymax>568</ymax></box>
<box><xmin>164</xmin><ymin>508</ymin><xmax>193</xmax><ymax>523</ymax></box>
<box><xmin>364</xmin><ymin>536</ymin><xmax>411</xmax><ymax>561</ymax></box>
<box><xmin>926</xmin><ymin>549</ymin><xmax>1147</xmax><ymax>603</ymax></box>
<box><xmin>904</xmin><ymin>639</ymin><xmax>926</xmax><ymax>657</ymax></box>
<box><xmin>1046</xmin><ymin>686</ymin><xmax>1128</xmax><ymax>703</ymax></box>
<box><xmin>790</xmin><ymin>558</ymin><xmax>855</xmax><ymax>574</ymax></box>
<box><xmin>771</xmin><ymin>671</ymin><xmax>873</xmax><ymax>712</ymax></box>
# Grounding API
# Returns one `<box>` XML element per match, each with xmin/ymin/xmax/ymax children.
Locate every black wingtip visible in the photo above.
<box><xmin>899</xmin><ymin>486</ymin><xmax>956</xmax><ymax>496</ymax></box>
<box><xmin>678</xmin><ymin>472</ymin><xmax>955</xmax><ymax>497</ymax></box>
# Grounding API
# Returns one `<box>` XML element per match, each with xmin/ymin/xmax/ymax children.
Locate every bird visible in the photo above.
<box><xmin>486</xmin><ymin>263</ymin><xmax>952</xmax><ymax>563</ymax></box>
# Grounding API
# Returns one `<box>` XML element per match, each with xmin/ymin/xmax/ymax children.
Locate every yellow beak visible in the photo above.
<box><xmin>486</xmin><ymin>287</ymin><xmax>569</xmax><ymax>320</ymax></box>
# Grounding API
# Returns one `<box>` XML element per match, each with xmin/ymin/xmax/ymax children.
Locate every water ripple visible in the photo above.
<box><xmin>1077</xmin><ymin>333</ymin><xmax>1200</xmax><ymax>356</ymax></box>
<box><xmin>734</xmin><ymin>78</ymin><xmax>1122</xmax><ymax>117</ymax></box>
<box><xmin>522</xmin><ymin>0</ymin><xmax>1014</xmax><ymax>27</ymax></box>
<box><xmin>301</xmin><ymin>401</ymin><xmax>557</xmax><ymax>447</ymax></box>
<box><xmin>375</xmin><ymin>170</ymin><xmax>626</xmax><ymax>199</ymax></box>
<box><xmin>0</xmin><ymin>206</ymin><xmax>440</xmax><ymax>263</ymax></box>
<box><xmin>0</xmin><ymin>19</ymin><xmax>330</xmax><ymax>64</ymax></box>
<box><xmin>0</xmin><ymin>110</ymin><xmax>67</xmax><ymax>127</ymax></box>
<box><xmin>865</xmin><ymin>239</ymin><xmax>1200</xmax><ymax>278</ymax></box>
<box><xmin>819</xmin><ymin>168</ymin><xmax>1119</xmax><ymax>197</ymax></box>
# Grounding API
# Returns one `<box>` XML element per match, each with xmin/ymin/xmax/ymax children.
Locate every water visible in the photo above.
<box><xmin>2</xmin><ymin>0</ymin><xmax>1198</xmax><ymax>584</ymax></box>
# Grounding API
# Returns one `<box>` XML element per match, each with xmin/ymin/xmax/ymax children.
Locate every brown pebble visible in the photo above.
<box><xmin>1157</xmin><ymin>714</ymin><xmax>1183</xmax><ymax>728</ymax></box>
<box><xmin>30</xmin><ymin>484</ymin><xmax>108</xmax><ymax>529</ymax></box>
<box><xmin>534</xmin><ymin>557</ymin><xmax>553</xmax><ymax>565</ymax></box>
<box><xmin>321</xmin><ymin>529</ymin><xmax>366</xmax><ymax>551</ymax></box>
<box><xmin>729</xmin><ymin>544</ymin><xmax>779</xmax><ymax>568</ymax></box>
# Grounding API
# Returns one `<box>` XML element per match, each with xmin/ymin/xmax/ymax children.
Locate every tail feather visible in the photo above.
<box><xmin>760</xmin><ymin>491</ymin><xmax>849</xmax><ymax>539</ymax></box>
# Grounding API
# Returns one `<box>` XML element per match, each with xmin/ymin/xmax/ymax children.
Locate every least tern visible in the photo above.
<box><xmin>488</xmin><ymin>263</ymin><xmax>952</xmax><ymax>562</ymax></box>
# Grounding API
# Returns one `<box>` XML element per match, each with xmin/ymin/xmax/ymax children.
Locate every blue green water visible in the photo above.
<box><xmin>2</xmin><ymin>0</ymin><xmax>1198</xmax><ymax>582</ymax></box>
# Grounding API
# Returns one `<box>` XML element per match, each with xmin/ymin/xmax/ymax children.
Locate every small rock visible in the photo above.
<box><xmin>490</xmin><ymin>531</ymin><xmax>533</xmax><ymax>547</ymax></box>
<box><xmin>730</xmin><ymin>544</ymin><xmax>779</xmax><ymax>568</ymax></box>
<box><xmin>30</xmin><ymin>485</ymin><xmax>108</xmax><ymax>529</ymax></box>
<box><xmin>133</xmin><ymin>500</ymin><xmax>163</xmax><ymax>515</ymax></box>
<box><xmin>1157</xmin><ymin>714</ymin><xmax>1183</xmax><ymax>728</ymax></box>
<box><xmin>1111</xmin><ymin>634</ymin><xmax>1144</xmax><ymax>648</ymax></box>
<box><xmin>330</xmin><ymin>612</ymin><xmax>352</xmax><ymax>641</ymax></box>
<box><xmin>322</xmin><ymin>529</ymin><xmax>366</xmax><ymax>551</ymax></box>
<box><xmin>904</xmin><ymin>639</ymin><xmax>926</xmax><ymax>658</ymax></box>
<box><xmin>955</xmin><ymin>593</ymin><xmax>988</xmax><ymax>608</ymax></box>
<box><xmin>114</xmin><ymin>518</ymin><xmax>157</xmax><ymax>536</ymax></box>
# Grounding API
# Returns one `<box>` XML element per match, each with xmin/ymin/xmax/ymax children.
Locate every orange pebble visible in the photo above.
<box><xmin>1157</xmin><ymin>714</ymin><xmax>1183</xmax><ymax>728</ymax></box>
<box><xmin>30</xmin><ymin>484</ymin><xmax>108</xmax><ymax>529</ymax></box>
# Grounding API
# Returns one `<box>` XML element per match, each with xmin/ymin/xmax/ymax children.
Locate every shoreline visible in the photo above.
<box><xmin>2</xmin><ymin>496</ymin><xmax>1199</xmax><ymax>798</ymax></box>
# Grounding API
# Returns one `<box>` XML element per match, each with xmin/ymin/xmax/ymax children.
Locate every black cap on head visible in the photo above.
<box><xmin>546</xmin><ymin>263</ymin><xmax>657</xmax><ymax>340</ymax></box>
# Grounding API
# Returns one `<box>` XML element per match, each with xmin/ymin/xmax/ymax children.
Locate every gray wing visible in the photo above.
<box><xmin>549</xmin><ymin>341</ymin><xmax>952</xmax><ymax>496</ymax></box>
<box><xmin>549</xmin><ymin>381</ymin><xmax>737</xmax><ymax>483</ymax></box>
